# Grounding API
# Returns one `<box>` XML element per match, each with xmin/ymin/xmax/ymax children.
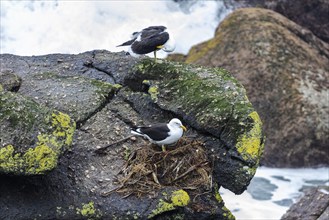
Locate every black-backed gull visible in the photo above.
<box><xmin>117</xmin><ymin>26</ymin><xmax>175</xmax><ymax>62</ymax></box>
<box><xmin>131</xmin><ymin>118</ymin><xmax>186</xmax><ymax>151</ymax></box>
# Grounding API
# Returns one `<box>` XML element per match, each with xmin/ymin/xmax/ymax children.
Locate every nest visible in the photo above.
<box><xmin>104</xmin><ymin>137</ymin><xmax>213</xmax><ymax>198</ymax></box>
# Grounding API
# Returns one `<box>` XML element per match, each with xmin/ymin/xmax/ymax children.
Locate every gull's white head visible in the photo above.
<box><xmin>169</xmin><ymin>118</ymin><xmax>187</xmax><ymax>131</ymax></box>
<box><xmin>162</xmin><ymin>30</ymin><xmax>176</xmax><ymax>52</ymax></box>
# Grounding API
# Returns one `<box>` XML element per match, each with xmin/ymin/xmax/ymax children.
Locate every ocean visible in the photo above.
<box><xmin>1</xmin><ymin>1</ymin><xmax>328</xmax><ymax>219</ymax></box>
<box><xmin>221</xmin><ymin>166</ymin><xmax>329</xmax><ymax>219</ymax></box>
<box><xmin>0</xmin><ymin>0</ymin><xmax>231</xmax><ymax>57</ymax></box>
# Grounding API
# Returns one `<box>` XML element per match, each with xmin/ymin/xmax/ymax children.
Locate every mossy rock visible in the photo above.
<box><xmin>0</xmin><ymin>71</ymin><xmax>22</xmax><ymax>92</ymax></box>
<box><xmin>123</xmin><ymin>59</ymin><xmax>265</xmax><ymax>194</ymax></box>
<box><xmin>0</xmin><ymin>51</ymin><xmax>261</xmax><ymax>219</ymax></box>
<box><xmin>0</xmin><ymin>90</ymin><xmax>76</xmax><ymax>175</ymax></box>
<box><xmin>148</xmin><ymin>189</ymin><xmax>190</xmax><ymax>218</ymax></box>
<box><xmin>184</xmin><ymin>8</ymin><xmax>329</xmax><ymax>167</ymax></box>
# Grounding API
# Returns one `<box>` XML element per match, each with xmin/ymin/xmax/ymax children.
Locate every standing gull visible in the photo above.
<box><xmin>131</xmin><ymin>118</ymin><xmax>187</xmax><ymax>151</ymax></box>
<box><xmin>117</xmin><ymin>26</ymin><xmax>175</xmax><ymax>62</ymax></box>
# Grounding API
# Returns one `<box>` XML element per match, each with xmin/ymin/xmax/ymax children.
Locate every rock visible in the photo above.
<box><xmin>124</xmin><ymin>59</ymin><xmax>265</xmax><ymax>194</ymax></box>
<box><xmin>184</xmin><ymin>8</ymin><xmax>329</xmax><ymax>167</ymax></box>
<box><xmin>237</xmin><ymin>0</ymin><xmax>329</xmax><ymax>44</ymax></box>
<box><xmin>0</xmin><ymin>51</ymin><xmax>263</xmax><ymax>219</ymax></box>
<box><xmin>0</xmin><ymin>71</ymin><xmax>22</xmax><ymax>92</ymax></box>
<box><xmin>0</xmin><ymin>91</ymin><xmax>75</xmax><ymax>175</ymax></box>
<box><xmin>281</xmin><ymin>187</ymin><xmax>329</xmax><ymax>220</ymax></box>
<box><xmin>18</xmin><ymin>72</ymin><xmax>120</xmax><ymax>126</ymax></box>
<box><xmin>166</xmin><ymin>53</ymin><xmax>187</xmax><ymax>63</ymax></box>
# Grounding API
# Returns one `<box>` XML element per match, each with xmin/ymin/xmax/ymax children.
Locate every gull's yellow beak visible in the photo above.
<box><xmin>180</xmin><ymin>125</ymin><xmax>187</xmax><ymax>132</ymax></box>
<box><xmin>156</xmin><ymin>45</ymin><xmax>164</xmax><ymax>49</ymax></box>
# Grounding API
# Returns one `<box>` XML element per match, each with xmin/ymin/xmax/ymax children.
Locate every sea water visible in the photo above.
<box><xmin>0</xmin><ymin>0</ymin><xmax>231</xmax><ymax>57</ymax></box>
<box><xmin>1</xmin><ymin>1</ymin><xmax>328</xmax><ymax>219</ymax></box>
<box><xmin>220</xmin><ymin>166</ymin><xmax>329</xmax><ymax>219</ymax></box>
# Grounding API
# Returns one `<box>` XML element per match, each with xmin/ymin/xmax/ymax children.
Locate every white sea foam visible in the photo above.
<box><xmin>0</xmin><ymin>0</ymin><xmax>232</xmax><ymax>57</ymax></box>
<box><xmin>220</xmin><ymin>166</ymin><xmax>329</xmax><ymax>219</ymax></box>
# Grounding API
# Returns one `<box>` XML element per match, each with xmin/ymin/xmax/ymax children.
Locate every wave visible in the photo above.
<box><xmin>0</xmin><ymin>0</ymin><xmax>232</xmax><ymax>57</ymax></box>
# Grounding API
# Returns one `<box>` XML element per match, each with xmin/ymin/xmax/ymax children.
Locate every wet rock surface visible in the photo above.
<box><xmin>281</xmin><ymin>187</ymin><xmax>329</xmax><ymax>220</ymax></box>
<box><xmin>182</xmin><ymin>8</ymin><xmax>329</xmax><ymax>167</ymax></box>
<box><xmin>0</xmin><ymin>51</ymin><xmax>263</xmax><ymax>219</ymax></box>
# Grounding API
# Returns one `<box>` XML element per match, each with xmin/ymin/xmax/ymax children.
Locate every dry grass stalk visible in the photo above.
<box><xmin>103</xmin><ymin>137</ymin><xmax>212</xmax><ymax>198</ymax></box>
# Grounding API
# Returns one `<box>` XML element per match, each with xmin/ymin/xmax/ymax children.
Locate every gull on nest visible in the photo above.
<box><xmin>131</xmin><ymin>118</ymin><xmax>187</xmax><ymax>151</ymax></box>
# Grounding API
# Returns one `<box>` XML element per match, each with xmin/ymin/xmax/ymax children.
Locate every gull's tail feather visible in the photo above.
<box><xmin>131</xmin><ymin>128</ymin><xmax>144</xmax><ymax>136</ymax></box>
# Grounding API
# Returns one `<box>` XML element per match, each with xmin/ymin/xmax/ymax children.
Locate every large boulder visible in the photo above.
<box><xmin>0</xmin><ymin>51</ymin><xmax>264</xmax><ymax>219</ymax></box>
<box><xmin>184</xmin><ymin>8</ymin><xmax>329</xmax><ymax>167</ymax></box>
<box><xmin>237</xmin><ymin>0</ymin><xmax>329</xmax><ymax>44</ymax></box>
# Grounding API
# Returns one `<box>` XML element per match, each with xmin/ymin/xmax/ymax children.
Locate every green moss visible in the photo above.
<box><xmin>0</xmin><ymin>91</ymin><xmax>39</xmax><ymax>129</ymax></box>
<box><xmin>91</xmin><ymin>79</ymin><xmax>115</xmax><ymax>91</ymax></box>
<box><xmin>113</xmin><ymin>84</ymin><xmax>123</xmax><ymax>90</ymax></box>
<box><xmin>236</xmin><ymin>111</ymin><xmax>264</xmax><ymax>161</ymax></box>
<box><xmin>0</xmin><ymin>84</ymin><xmax>3</xmax><ymax>91</ymax></box>
<box><xmin>148</xmin><ymin>189</ymin><xmax>190</xmax><ymax>218</ymax></box>
<box><xmin>135</xmin><ymin>60</ymin><xmax>240</xmax><ymax>129</ymax></box>
<box><xmin>76</xmin><ymin>201</ymin><xmax>102</xmax><ymax>219</ymax></box>
<box><xmin>185</xmin><ymin>39</ymin><xmax>218</xmax><ymax>64</ymax></box>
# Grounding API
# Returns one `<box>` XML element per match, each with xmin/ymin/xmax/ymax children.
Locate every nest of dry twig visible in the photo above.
<box><xmin>104</xmin><ymin>137</ymin><xmax>213</xmax><ymax>198</ymax></box>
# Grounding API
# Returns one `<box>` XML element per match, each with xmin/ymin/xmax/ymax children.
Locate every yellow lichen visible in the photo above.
<box><xmin>0</xmin><ymin>144</ymin><xmax>57</xmax><ymax>174</ymax></box>
<box><xmin>212</xmin><ymin>184</ymin><xmax>236</xmax><ymax>220</ymax></box>
<box><xmin>0</xmin><ymin>145</ymin><xmax>23</xmax><ymax>173</ymax></box>
<box><xmin>0</xmin><ymin>84</ymin><xmax>3</xmax><ymax>91</ymax></box>
<box><xmin>76</xmin><ymin>201</ymin><xmax>101</xmax><ymax>219</ymax></box>
<box><xmin>213</xmin><ymin>183</ymin><xmax>223</xmax><ymax>203</ymax></box>
<box><xmin>236</xmin><ymin>111</ymin><xmax>263</xmax><ymax>161</ymax></box>
<box><xmin>142</xmin><ymin>80</ymin><xmax>150</xmax><ymax>85</ymax></box>
<box><xmin>222</xmin><ymin>206</ymin><xmax>236</xmax><ymax>220</ymax></box>
<box><xmin>37</xmin><ymin>134</ymin><xmax>60</xmax><ymax>148</ymax></box>
<box><xmin>171</xmin><ymin>189</ymin><xmax>190</xmax><ymax>207</ymax></box>
<box><xmin>51</xmin><ymin>112</ymin><xmax>76</xmax><ymax>146</ymax></box>
<box><xmin>148</xmin><ymin>190</ymin><xmax>190</xmax><ymax>218</ymax></box>
<box><xmin>24</xmin><ymin>144</ymin><xmax>57</xmax><ymax>174</ymax></box>
<box><xmin>148</xmin><ymin>86</ymin><xmax>159</xmax><ymax>102</ymax></box>
<box><xmin>0</xmin><ymin>110</ymin><xmax>75</xmax><ymax>175</ymax></box>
